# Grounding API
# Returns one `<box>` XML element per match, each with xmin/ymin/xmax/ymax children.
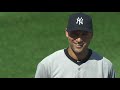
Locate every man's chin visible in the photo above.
<box><xmin>73</xmin><ymin>48</ymin><xmax>83</xmax><ymax>54</ymax></box>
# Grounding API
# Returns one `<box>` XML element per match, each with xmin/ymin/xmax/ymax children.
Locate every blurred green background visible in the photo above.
<box><xmin>0</xmin><ymin>12</ymin><xmax>119</xmax><ymax>78</ymax></box>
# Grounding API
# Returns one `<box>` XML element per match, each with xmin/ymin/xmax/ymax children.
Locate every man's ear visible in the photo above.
<box><xmin>65</xmin><ymin>28</ymin><xmax>69</xmax><ymax>38</ymax></box>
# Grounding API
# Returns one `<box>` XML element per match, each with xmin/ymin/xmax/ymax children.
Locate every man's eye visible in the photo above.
<box><xmin>82</xmin><ymin>33</ymin><xmax>88</xmax><ymax>36</ymax></box>
<box><xmin>70</xmin><ymin>34</ymin><xmax>75</xmax><ymax>37</ymax></box>
<box><xmin>69</xmin><ymin>33</ymin><xmax>77</xmax><ymax>38</ymax></box>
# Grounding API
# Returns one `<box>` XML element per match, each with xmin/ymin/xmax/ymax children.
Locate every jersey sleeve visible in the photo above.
<box><xmin>108</xmin><ymin>64</ymin><xmax>116</xmax><ymax>78</ymax></box>
<box><xmin>35</xmin><ymin>63</ymin><xmax>50</xmax><ymax>78</ymax></box>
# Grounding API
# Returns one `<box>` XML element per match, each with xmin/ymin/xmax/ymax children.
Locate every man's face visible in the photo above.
<box><xmin>66</xmin><ymin>30</ymin><xmax>93</xmax><ymax>54</ymax></box>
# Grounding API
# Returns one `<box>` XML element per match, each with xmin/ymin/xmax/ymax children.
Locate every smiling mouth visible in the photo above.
<box><xmin>75</xmin><ymin>43</ymin><xmax>84</xmax><ymax>48</ymax></box>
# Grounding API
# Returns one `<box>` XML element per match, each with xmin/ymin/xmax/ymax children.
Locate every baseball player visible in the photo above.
<box><xmin>35</xmin><ymin>13</ymin><xmax>115</xmax><ymax>78</ymax></box>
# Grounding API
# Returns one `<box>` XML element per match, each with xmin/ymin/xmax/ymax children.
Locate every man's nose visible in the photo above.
<box><xmin>76</xmin><ymin>37</ymin><xmax>83</xmax><ymax>42</ymax></box>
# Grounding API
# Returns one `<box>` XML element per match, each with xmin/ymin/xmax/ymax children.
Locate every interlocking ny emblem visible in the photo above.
<box><xmin>76</xmin><ymin>17</ymin><xmax>83</xmax><ymax>25</ymax></box>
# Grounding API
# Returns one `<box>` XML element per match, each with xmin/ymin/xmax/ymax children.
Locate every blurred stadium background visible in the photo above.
<box><xmin>0</xmin><ymin>12</ymin><xmax>119</xmax><ymax>78</ymax></box>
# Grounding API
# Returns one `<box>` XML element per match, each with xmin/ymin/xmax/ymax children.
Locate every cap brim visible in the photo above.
<box><xmin>66</xmin><ymin>27</ymin><xmax>92</xmax><ymax>32</ymax></box>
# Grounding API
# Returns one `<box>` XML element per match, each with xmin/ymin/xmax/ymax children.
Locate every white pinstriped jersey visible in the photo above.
<box><xmin>35</xmin><ymin>49</ymin><xmax>115</xmax><ymax>78</ymax></box>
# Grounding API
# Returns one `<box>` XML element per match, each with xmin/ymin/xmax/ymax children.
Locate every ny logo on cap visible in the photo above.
<box><xmin>76</xmin><ymin>17</ymin><xmax>83</xmax><ymax>25</ymax></box>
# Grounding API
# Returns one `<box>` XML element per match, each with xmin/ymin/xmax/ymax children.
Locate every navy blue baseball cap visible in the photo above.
<box><xmin>66</xmin><ymin>13</ymin><xmax>93</xmax><ymax>32</ymax></box>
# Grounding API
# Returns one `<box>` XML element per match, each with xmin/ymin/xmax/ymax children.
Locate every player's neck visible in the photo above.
<box><xmin>68</xmin><ymin>47</ymin><xmax>89</xmax><ymax>61</ymax></box>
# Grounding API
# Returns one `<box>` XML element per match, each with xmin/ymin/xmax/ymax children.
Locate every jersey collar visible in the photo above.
<box><xmin>64</xmin><ymin>48</ymin><xmax>92</xmax><ymax>65</ymax></box>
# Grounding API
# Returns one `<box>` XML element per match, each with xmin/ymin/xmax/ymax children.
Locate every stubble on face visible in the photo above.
<box><xmin>66</xmin><ymin>30</ymin><xmax>93</xmax><ymax>59</ymax></box>
<box><xmin>68</xmin><ymin>37</ymin><xmax>89</xmax><ymax>54</ymax></box>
